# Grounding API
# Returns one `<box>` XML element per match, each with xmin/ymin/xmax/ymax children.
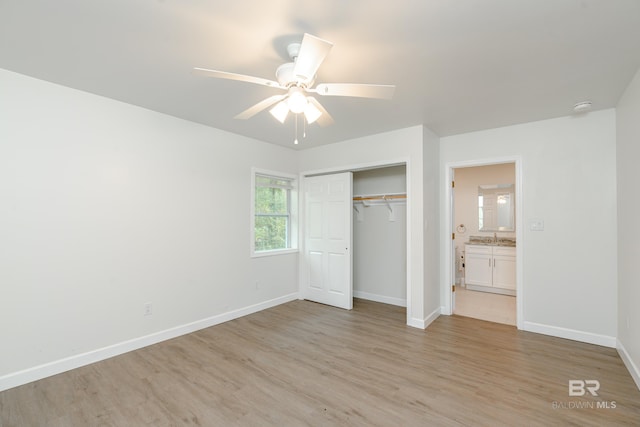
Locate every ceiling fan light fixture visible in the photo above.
<box><xmin>287</xmin><ymin>88</ymin><xmax>308</xmax><ymax>114</ymax></box>
<box><xmin>303</xmin><ymin>99</ymin><xmax>322</xmax><ymax>124</ymax></box>
<box><xmin>269</xmin><ymin>101</ymin><xmax>289</xmax><ymax>123</ymax></box>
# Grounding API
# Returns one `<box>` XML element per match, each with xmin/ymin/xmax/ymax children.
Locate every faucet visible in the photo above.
<box><xmin>493</xmin><ymin>232</ymin><xmax>498</xmax><ymax>243</ymax></box>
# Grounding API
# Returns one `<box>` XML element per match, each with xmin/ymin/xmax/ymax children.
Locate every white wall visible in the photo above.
<box><xmin>0</xmin><ymin>69</ymin><xmax>299</xmax><ymax>390</ymax></box>
<box><xmin>616</xmin><ymin>67</ymin><xmax>640</xmax><ymax>388</ymax></box>
<box><xmin>441</xmin><ymin>110</ymin><xmax>618</xmax><ymax>346</ymax></box>
<box><xmin>352</xmin><ymin>166</ymin><xmax>407</xmax><ymax>306</ymax></box>
<box><xmin>298</xmin><ymin>126</ymin><xmax>434</xmax><ymax>327</ymax></box>
<box><xmin>353</xmin><ymin>165</ymin><xmax>407</xmax><ymax>195</ymax></box>
<box><xmin>422</xmin><ymin>127</ymin><xmax>441</xmax><ymax>325</ymax></box>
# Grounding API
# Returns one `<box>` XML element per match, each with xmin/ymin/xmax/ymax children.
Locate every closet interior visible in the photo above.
<box><xmin>352</xmin><ymin>165</ymin><xmax>407</xmax><ymax>308</ymax></box>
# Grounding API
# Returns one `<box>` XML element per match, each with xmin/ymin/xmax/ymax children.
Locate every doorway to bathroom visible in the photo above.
<box><xmin>449</xmin><ymin>160</ymin><xmax>521</xmax><ymax>327</ymax></box>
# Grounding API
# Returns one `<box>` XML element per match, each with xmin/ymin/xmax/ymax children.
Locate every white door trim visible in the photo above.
<box><xmin>299</xmin><ymin>157</ymin><xmax>413</xmax><ymax>325</ymax></box>
<box><xmin>443</xmin><ymin>156</ymin><xmax>524</xmax><ymax>330</ymax></box>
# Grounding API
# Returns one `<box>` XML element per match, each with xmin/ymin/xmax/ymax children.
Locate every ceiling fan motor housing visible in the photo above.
<box><xmin>276</xmin><ymin>62</ymin><xmax>314</xmax><ymax>87</ymax></box>
<box><xmin>275</xmin><ymin>62</ymin><xmax>295</xmax><ymax>86</ymax></box>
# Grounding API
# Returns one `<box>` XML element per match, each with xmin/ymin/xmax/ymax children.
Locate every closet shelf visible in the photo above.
<box><xmin>353</xmin><ymin>193</ymin><xmax>406</xmax><ymax>222</ymax></box>
<box><xmin>352</xmin><ymin>193</ymin><xmax>407</xmax><ymax>202</ymax></box>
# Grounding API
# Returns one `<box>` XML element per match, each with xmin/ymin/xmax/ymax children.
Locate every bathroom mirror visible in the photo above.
<box><xmin>478</xmin><ymin>184</ymin><xmax>515</xmax><ymax>231</ymax></box>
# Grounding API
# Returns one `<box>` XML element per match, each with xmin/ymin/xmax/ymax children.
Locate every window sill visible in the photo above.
<box><xmin>251</xmin><ymin>248</ymin><xmax>299</xmax><ymax>258</ymax></box>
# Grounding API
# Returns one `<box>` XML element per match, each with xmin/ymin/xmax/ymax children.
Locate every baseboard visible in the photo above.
<box><xmin>424</xmin><ymin>306</ymin><xmax>441</xmax><ymax>328</ymax></box>
<box><xmin>617</xmin><ymin>339</ymin><xmax>640</xmax><ymax>391</ymax></box>
<box><xmin>0</xmin><ymin>292</ymin><xmax>299</xmax><ymax>392</ymax></box>
<box><xmin>407</xmin><ymin>306</ymin><xmax>441</xmax><ymax>329</ymax></box>
<box><xmin>353</xmin><ymin>290</ymin><xmax>407</xmax><ymax>307</ymax></box>
<box><xmin>440</xmin><ymin>304</ymin><xmax>451</xmax><ymax>315</ymax></box>
<box><xmin>523</xmin><ymin>321</ymin><xmax>616</xmax><ymax>348</ymax></box>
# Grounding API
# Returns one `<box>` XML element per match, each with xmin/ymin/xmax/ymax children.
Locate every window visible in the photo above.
<box><xmin>251</xmin><ymin>169</ymin><xmax>297</xmax><ymax>256</ymax></box>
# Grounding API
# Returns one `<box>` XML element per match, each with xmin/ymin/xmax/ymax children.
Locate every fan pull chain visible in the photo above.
<box><xmin>294</xmin><ymin>114</ymin><xmax>299</xmax><ymax>145</ymax></box>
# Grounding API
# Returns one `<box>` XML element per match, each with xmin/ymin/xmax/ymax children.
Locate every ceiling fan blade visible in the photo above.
<box><xmin>234</xmin><ymin>95</ymin><xmax>287</xmax><ymax>120</ymax></box>
<box><xmin>314</xmin><ymin>83</ymin><xmax>395</xmax><ymax>100</ymax></box>
<box><xmin>293</xmin><ymin>33</ymin><xmax>333</xmax><ymax>82</ymax></box>
<box><xmin>308</xmin><ymin>97</ymin><xmax>334</xmax><ymax>127</ymax></box>
<box><xmin>193</xmin><ymin>67</ymin><xmax>283</xmax><ymax>89</ymax></box>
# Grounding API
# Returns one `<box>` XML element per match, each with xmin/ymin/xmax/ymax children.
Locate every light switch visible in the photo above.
<box><xmin>530</xmin><ymin>219</ymin><xmax>544</xmax><ymax>231</ymax></box>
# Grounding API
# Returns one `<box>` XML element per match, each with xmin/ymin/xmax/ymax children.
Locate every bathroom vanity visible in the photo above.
<box><xmin>465</xmin><ymin>238</ymin><xmax>516</xmax><ymax>296</ymax></box>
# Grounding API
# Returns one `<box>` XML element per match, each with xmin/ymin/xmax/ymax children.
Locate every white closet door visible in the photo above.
<box><xmin>302</xmin><ymin>172</ymin><xmax>353</xmax><ymax>310</ymax></box>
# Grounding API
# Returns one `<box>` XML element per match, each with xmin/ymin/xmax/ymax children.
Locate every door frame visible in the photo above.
<box><xmin>443</xmin><ymin>156</ymin><xmax>524</xmax><ymax>329</ymax></box>
<box><xmin>299</xmin><ymin>158</ymin><xmax>412</xmax><ymax>323</ymax></box>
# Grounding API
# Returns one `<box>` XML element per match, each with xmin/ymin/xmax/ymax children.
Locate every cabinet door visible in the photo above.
<box><xmin>493</xmin><ymin>255</ymin><xmax>516</xmax><ymax>290</ymax></box>
<box><xmin>465</xmin><ymin>251</ymin><xmax>492</xmax><ymax>287</ymax></box>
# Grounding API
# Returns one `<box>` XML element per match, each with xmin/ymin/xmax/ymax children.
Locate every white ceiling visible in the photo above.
<box><xmin>2</xmin><ymin>0</ymin><xmax>640</xmax><ymax>149</ymax></box>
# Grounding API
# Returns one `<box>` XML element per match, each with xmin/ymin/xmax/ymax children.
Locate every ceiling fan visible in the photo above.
<box><xmin>193</xmin><ymin>33</ymin><xmax>395</xmax><ymax>129</ymax></box>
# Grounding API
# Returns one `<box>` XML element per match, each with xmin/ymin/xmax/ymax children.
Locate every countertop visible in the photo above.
<box><xmin>465</xmin><ymin>237</ymin><xmax>516</xmax><ymax>247</ymax></box>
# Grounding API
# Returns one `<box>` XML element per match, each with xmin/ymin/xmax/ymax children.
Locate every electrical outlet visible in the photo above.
<box><xmin>144</xmin><ymin>302</ymin><xmax>153</xmax><ymax>316</ymax></box>
<box><xmin>255</xmin><ymin>281</ymin><xmax>259</xmax><ymax>290</ymax></box>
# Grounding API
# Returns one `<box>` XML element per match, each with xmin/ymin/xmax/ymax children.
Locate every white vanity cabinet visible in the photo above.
<box><xmin>464</xmin><ymin>245</ymin><xmax>493</xmax><ymax>287</ymax></box>
<box><xmin>465</xmin><ymin>244</ymin><xmax>516</xmax><ymax>295</ymax></box>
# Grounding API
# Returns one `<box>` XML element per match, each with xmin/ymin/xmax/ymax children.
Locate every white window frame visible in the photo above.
<box><xmin>250</xmin><ymin>168</ymin><xmax>298</xmax><ymax>257</ymax></box>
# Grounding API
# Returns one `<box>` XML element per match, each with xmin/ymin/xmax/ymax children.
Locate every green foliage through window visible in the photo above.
<box><xmin>254</xmin><ymin>174</ymin><xmax>293</xmax><ymax>252</ymax></box>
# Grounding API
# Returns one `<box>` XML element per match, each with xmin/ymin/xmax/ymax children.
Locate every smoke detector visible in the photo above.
<box><xmin>573</xmin><ymin>101</ymin><xmax>592</xmax><ymax>113</ymax></box>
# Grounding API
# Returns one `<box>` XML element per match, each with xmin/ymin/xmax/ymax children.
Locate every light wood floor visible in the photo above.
<box><xmin>454</xmin><ymin>286</ymin><xmax>516</xmax><ymax>326</ymax></box>
<box><xmin>1</xmin><ymin>299</ymin><xmax>639</xmax><ymax>426</ymax></box>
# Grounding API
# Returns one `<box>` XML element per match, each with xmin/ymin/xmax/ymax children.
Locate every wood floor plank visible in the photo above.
<box><xmin>1</xmin><ymin>299</ymin><xmax>639</xmax><ymax>426</ymax></box>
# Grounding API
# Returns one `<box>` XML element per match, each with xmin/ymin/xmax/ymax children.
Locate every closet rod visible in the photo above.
<box><xmin>352</xmin><ymin>194</ymin><xmax>407</xmax><ymax>201</ymax></box>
